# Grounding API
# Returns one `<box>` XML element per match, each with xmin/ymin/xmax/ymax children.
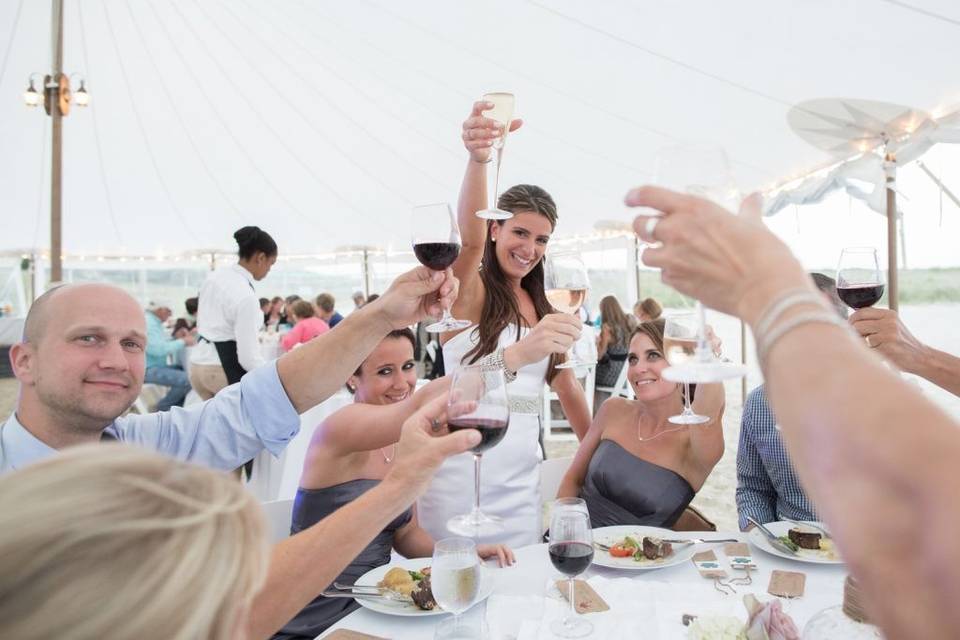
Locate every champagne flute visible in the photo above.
<box><xmin>446</xmin><ymin>366</ymin><xmax>510</xmax><ymax>537</ymax></box>
<box><xmin>544</xmin><ymin>250</ymin><xmax>591</xmax><ymax>369</ymax></box>
<box><xmin>431</xmin><ymin>537</ymin><xmax>482</xmax><ymax>640</ymax></box>
<box><xmin>836</xmin><ymin>247</ymin><xmax>885</xmax><ymax>309</ymax></box>
<box><xmin>663</xmin><ymin>313</ymin><xmax>710</xmax><ymax>425</ymax></box>
<box><xmin>653</xmin><ymin>144</ymin><xmax>748</xmax><ymax>385</ymax></box>
<box><xmin>548</xmin><ymin>505</ymin><xmax>594</xmax><ymax>638</ymax></box>
<box><xmin>412</xmin><ymin>203</ymin><xmax>472</xmax><ymax>333</ymax></box>
<box><xmin>476</xmin><ymin>92</ymin><xmax>516</xmax><ymax>220</ymax></box>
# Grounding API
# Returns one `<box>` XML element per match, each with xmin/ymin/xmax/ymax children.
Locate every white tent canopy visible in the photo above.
<box><xmin>2</xmin><ymin>0</ymin><xmax>960</xmax><ymax>257</ymax></box>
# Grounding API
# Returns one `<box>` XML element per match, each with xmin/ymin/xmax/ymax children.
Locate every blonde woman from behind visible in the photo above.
<box><xmin>0</xmin><ymin>444</ymin><xmax>268</xmax><ymax>640</ymax></box>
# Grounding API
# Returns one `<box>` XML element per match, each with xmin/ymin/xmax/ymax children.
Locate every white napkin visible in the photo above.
<box><xmin>506</xmin><ymin>577</ymin><xmax>748</xmax><ymax>640</ymax></box>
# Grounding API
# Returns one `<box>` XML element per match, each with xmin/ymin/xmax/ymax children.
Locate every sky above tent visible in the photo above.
<box><xmin>2</xmin><ymin>0</ymin><xmax>959</xmax><ymax>266</ymax></box>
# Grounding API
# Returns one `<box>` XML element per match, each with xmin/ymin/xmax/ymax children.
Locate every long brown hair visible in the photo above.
<box><xmin>464</xmin><ymin>184</ymin><xmax>562</xmax><ymax>383</ymax></box>
<box><xmin>599</xmin><ymin>295</ymin><xmax>633</xmax><ymax>347</ymax></box>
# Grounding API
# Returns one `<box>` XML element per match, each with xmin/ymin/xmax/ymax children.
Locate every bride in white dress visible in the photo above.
<box><xmin>416</xmin><ymin>101</ymin><xmax>592</xmax><ymax>548</ymax></box>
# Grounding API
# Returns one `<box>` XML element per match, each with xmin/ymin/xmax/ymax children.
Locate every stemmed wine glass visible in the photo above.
<box><xmin>476</xmin><ymin>92</ymin><xmax>516</xmax><ymax>220</ymax></box>
<box><xmin>431</xmin><ymin>537</ymin><xmax>482</xmax><ymax>640</ymax></box>
<box><xmin>544</xmin><ymin>250</ymin><xmax>591</xmax><ymax>369</ymax></box>
<box><xmin>836</xmin><ymin>247</ymin><xmax>885</xmax><ymax>309</ymax></box>
<box><xmin>446</xmin><ymin>366</ymin><xmax>511</xmax><ymax>537</ymax></box>
<box><xmin>652</xmin><ymin>144</ymin><xmax>748</xmax><ymax>385</ymax></box>
<box><xmin>548</xmin><ymin>503</ymin><xmax>594</xmax><ymax>638</ymax></box>
<box><xmin>412</xmin><ymin>203</ymin><xmax>471</xmax><ymax>333</ymax></box>
<box><xmin>663</xmin><ymin>313</ymin><xmax>711</xmax><ymax>425</ymax></box>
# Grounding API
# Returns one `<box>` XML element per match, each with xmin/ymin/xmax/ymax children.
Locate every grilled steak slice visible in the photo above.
<box><xmin>787</xmin><ymin>527</ymin><xmax>822</xmax><ymax>550</ymax></box>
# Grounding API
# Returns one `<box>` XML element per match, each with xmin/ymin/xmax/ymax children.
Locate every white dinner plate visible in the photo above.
<box><xmin>351</xmin><ymin>557</ymin><xmax>493</xmax><ymax>617</ymax></box>
<box><xmin>747</xmin><ymin>521</ymin><xmax>843</xmax><ymax>565</ymax></box>
<box><xmin>591</xmin><ymin>525</ymin><xmax>698</xmax><ymax>571</ymax></box>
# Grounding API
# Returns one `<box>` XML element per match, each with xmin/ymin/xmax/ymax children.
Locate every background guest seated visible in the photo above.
<box><xmin>557</xmin><ymin>319</ymin><xmax>725</xmax><ymax>528</ymax></box>
<box><xmin>274</xmin><ymin>329</ymin><xmax>512</xmax><ymax>639</ymax></box>
<box><xmin>281</xmin><ymin>300</ymin><xmax>329</xmax><ymax>353</ymax></box>
<box><xmin>633</xmin><ymin>297</ymin><xmax>663</xmax><ymax>324</ymax></box>
<box><xmin>314</xmin><ymin>293</ymin><xmax>344</xmax><ymax>329</ymax></box>
<box><xmin>144</xmin><ymin>301</ymin><xmax>195</xmax><ymax>411</ymax></box>
<box><xmin>736</xmin><ymin>273</ymin><xmax>846</xmax><ymax>530</ymax></box>
<box><xmin>594</xmin><ymin>295</ymin><xmax>634</xmax><ymax>410</ymax></box>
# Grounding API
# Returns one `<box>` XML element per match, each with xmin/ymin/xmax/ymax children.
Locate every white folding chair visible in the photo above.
<box><xmin>539</xmin><ymin>455</ymin><xmax>575</xmax><ymax>536</ymax></box>
<box><xmin>129</xmin><ymin>383</ymin><xmax>167</xmax><ymax>414</ymax></box>
<box><xmin>260</xmin><ymin>498</ymin><xmax>295</xmax><ymax>544</ymax></box>
<box><xmin>539</xmin><ymin>455</ymin><xmax>574</xmax><ymax>504</ymax></box>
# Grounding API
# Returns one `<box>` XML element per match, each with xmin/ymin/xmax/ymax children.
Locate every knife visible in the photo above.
<box><xmin>746</xmin><ymin>516</ymin><xmax>798</xmax><ymax>556</ymax></box>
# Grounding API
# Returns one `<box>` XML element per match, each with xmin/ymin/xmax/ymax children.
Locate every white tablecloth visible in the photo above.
<box><xmin>319</xmin><ymin>537</ymin><xmax>848</xmax><ymax>639</ymax></box>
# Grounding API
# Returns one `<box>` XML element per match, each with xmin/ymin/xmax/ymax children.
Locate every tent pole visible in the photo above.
<box><xmin>884</xmin><ymin>149</ymin><xmax>898</xmax><ymax>312</ymax></box>
<box><xmin>362</xmin><ymin>249</ymin><xmax>371</xmax><ymax>298</ymax></box>
<box><xmin>48</xmin><ymin>0</ymin><xmax>65</xmax><ymax>284</ymax></box>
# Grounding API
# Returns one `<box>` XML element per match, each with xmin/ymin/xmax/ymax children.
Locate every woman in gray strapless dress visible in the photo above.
<box><xmin>556</xmin><ymin>319</ymin><xmax>726</xmax><ymax>528</ymax></box>
<box><xmin>272</xmin><ymin>330</ymin><xmax>514</xmax><ymax>640</ymax></box>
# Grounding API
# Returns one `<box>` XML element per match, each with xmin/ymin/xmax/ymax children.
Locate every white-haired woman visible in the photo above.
<box><xmin>0</xmin><ymin>444</ymin><xmax>268</xmax><ymax>640</ymax></box>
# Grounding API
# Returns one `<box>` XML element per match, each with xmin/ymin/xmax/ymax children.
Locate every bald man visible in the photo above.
<box><xmin>1</xmin><ymin>267</ymin><xmax>459</xmax><ymax>472</ymax></box>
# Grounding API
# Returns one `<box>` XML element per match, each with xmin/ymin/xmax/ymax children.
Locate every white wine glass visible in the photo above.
<box><xmin>432</xmin><ymin>537</ymin><xmax>482</xmax><ymax>640</ymax></box>
<box><xmin>412</xmin><ymin>203</ymin><xmax>472</xmax><ymax>333</ymax></box>
<box><xmin>544</xmin><ymin>250</ymin><xmax>591</xmax><ymax>370</ymax></box>
<box><xmin>548</xmin><ymin>505</ymin><xmax>594</xmax><ymax>638</ymax></box>
<box><xmin>446</xmin><ymin>366</ymin><xmax>510</xmax><ymax>537</ymax></box>
<box><xmin>654</xmin><ymin>144</ymin><xmax>747</xmax><ymax>385</ymax></box>
<box><xmin>663</xmin><ymin>313</ymin><xmax>710</xmax><ymax>425</ymax></box>
<box><xmin>836</xmin><ymin>246</ymin><xmax>885</xmax><ymax>309</ymax></box>
<box><xmin>476</xmin><ymin>92</ymin><xmax>516</xmax><ymax>220</ymax></box>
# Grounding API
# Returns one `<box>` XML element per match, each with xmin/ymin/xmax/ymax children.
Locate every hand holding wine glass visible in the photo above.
<box><xmin>446</xmin><ymin>366</ymin><xmax>511</xmax><ymax>537</ymax></box>
<box><xmin>411</xmin><ymin>203</ymin><xmax>472</xmax><ymax>333</ymax></box>
<box><xmin>649</xmin><ymin>144</ymin><xmax>747</xmax><ymax>384</ymax></box>
<box><xmin>548</xmin><ymin>504</ymin><xmax>594</xmax><ymax>638</ymax></box>
<box><xmin>544</xmin><ymin>250</ymin><xmax>591</xmax><ymax>369</ymax></box>
<box><xmin>836</xmin><ymin>247</ymin><xmax>885</xmax><ymax>309</ymax></box>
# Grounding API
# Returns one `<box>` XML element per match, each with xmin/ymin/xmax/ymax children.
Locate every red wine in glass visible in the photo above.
<box><xmin>837</xmin><ymin>284</ymin><xmax>885</xmax><ymax>309</ymax></box>
<box><xmin>836</xmin><ymin>247</ymin><xmax>885</xmax><ymax>310</ymax></box>
<box><xmin>447</xmin><ymin>417</ymin><xmax>508</xmax><ymax>453</ymax></box>
<box><xmin>411</xmin><ymin>203</ymin><xmax>471</xmax><ymax>332</ymax></box>
<box><xmin>413</xmin><ymin>242</ymin><xmax>461</xmax><ymax>271</ymax></box>
<box><xmin>548</xmin><ymin>541</ymin><xmax>594</xmax><ymax>576</ymax></box>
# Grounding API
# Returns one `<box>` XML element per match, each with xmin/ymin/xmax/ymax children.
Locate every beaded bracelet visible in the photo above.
<box><xmin>757</xmin><ymin>310</ymin><xmax>850</xmax><ymax>366</ymax></box>
<box><xmin>475</xmin><ymin>347</ymin><xmax>518</xmax><ymax>382</ymax></box>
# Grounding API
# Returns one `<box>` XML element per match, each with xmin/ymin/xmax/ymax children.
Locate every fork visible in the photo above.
<box><xmin>782</xmin><ymin>518</ymin><xmax>831</xmax><ymax>537</ymax></box>
<box><xmin>746</xmin><ymin>516</ymin><xmax>798</xmax><ymax>556</ymax></box>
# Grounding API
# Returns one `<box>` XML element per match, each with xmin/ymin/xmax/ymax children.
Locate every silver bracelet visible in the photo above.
<box><xmin>471</xmin><ymin>155</ymin><xmax>494</xmax><ymax>164</ymax></box>
<box><xmin>754</xmin><ymin>289</ymin><xmax>827</xmax><ymax>338</ymax></box>
<box><xmin>757</xmin><ymin>311</ymin><xmax>850</xmax><ymax>366</ymax></box>
<box><xmin>476</xmin><ymin>347</ymin><xmax>518</xmax><ymax>383</ymax></box>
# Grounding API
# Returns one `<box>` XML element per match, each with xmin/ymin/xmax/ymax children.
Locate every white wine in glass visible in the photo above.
<box><xmin>544</xmin><ymin>251</ymin><xmax>590</xmax><ymax>370</ymax></box>
<box><xmin>476</xmin><ymin>92</ymin><xmax>516</xmax><ymax>220</ymax></box>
